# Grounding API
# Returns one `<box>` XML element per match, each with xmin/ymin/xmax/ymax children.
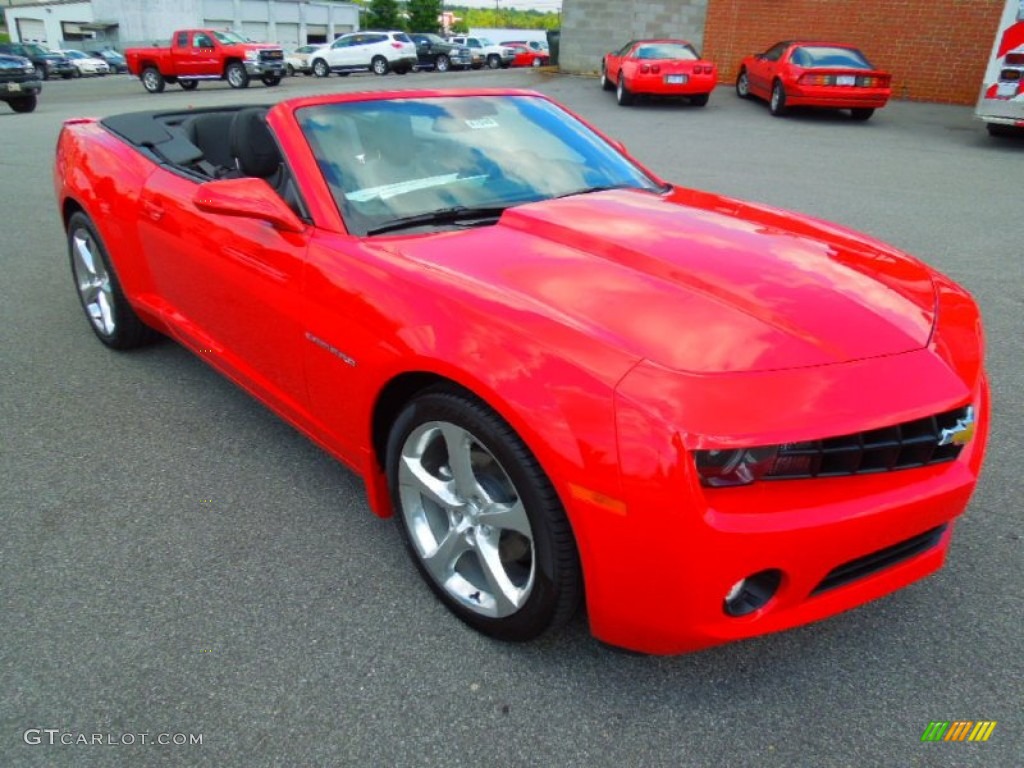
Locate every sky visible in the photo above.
<box><xmin>451</xmin><ymin>0</ymin><xmax>562</xmax><ymax>12</ymax></box>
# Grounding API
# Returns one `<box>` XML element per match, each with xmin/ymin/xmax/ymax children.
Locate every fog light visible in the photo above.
<box><xmin>723</xmin><ymin>569</ymin><xmax>782</xmax><ymax>617</ymax></box>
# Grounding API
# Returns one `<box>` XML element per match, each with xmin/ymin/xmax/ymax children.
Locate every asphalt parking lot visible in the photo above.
<box><xmin>1</xmin><ymin>69</ymin><xmax>1021</xmax><ymax>767</ymax></box>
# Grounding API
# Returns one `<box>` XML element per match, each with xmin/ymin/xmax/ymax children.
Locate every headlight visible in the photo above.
<box><xmin>695</xmin><ymin>447</ymin><xmax>778</xmax><ymax>487</ymax></box>
<box><xmin>26</xmin><ymin>64</ymin><xmax>35</xmax><ymax>73</ymax></box>
<box><xmin>244</xmin><ymin>50</ymin><xmax>259</xmax><ymax>61</ymax></box>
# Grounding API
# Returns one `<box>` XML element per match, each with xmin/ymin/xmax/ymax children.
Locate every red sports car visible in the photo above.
<box><xmin>602</xmin><ymin>39</ymin><xmax>717</xmax><ymax>107</ymax></box>
<box><xmin>506</xmin><ymin>42</ymin><xmax>549</xmax><ymax>68</ymax></box>
<box><xmin>54</xmin><ymin>89</ymin><xmax>987</xmax><ymax>655</ymax></box>
<box><xmin>736</xmin><ymin>41</ymin><xmax>892</xmax><ymax>120</ymax></box>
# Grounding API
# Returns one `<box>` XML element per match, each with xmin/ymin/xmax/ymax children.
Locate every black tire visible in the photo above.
<box><xmin>62</xmin><ymin>71</ymin><xmax>75</xmax><ymax>80</ymax></box>
<box><xmin>616</xmin><ymin>75</ymin><xmax>633</xmax><ymax>106</ymax></box>
<box><xmin>286</xmin><ymin>63</ymin><xmax>295</xmax><ymax>76</ymax></box>
<box><xmin>435</xmin><ymin>54</ymin><xmax>450</xmax><ymax>73</ymax></box>
<box><xmin>690</xmin><ymin>93</ymin><xmax>710</xmax><ymax>107</ymax></box>
<box><xmin>39</xmin><ymin>64</ymin><xmax>49</xmax><ymax>81</ymax></box>
<box><xmin>735</xmin><ymin>68</ymin><xmax>751</xmax><ymax>99</ymax></box>
<box><xmin>312</xmin><ymin>58</ymin><xmax>329</xmax><ymax>78</ymax></box>
<box><xmin>386</xmin><ymin>387</ymin><xmax>582</xmax><ymax>642</ymax></box>
<box><xmin>179</xmin><ymin>79</ymin><xmax>198</xmax><ymax>91</ymax></box>
<box><xmin>225</xmin><ymin>61</ymin><xmax>249</xmax><ymax>89</ymax></box>
<box><xmin>141</xmin><ymin>66</ymin><xmax>165</xmax><ymax>93</ymax></box>
<box><xmin>371</xmin><ymin>56</ymin><xmax>389</xmax><ymax>76</ymax></box>
<box><xmin>67</xmin><ymin>212</ymin><xmax>159</xmax><ymax>350</ymax></box>
<box><xmin>769</xmin><ymin>79</ymin><xmax>787</xmax><ymax>116</ymax></box>
<box><xmin>487</xmin><ymin>54</ymin><xmax>501</xmax><ymax>69</ymax></box>
<box><xmin>262</xmin><ymin>73</ymin><xmax>282</xmax><ymax>86</ymax></box>
<box><xmin>986</xmin><ymin>123</ymin><xmax>1021</xmax><ymax>137</ymax></box>
<box><xmin>600</xmin><ymin>64</ymin><xmax>613</xmax><ymax>91</ymax></box>
<box><xmin>9</xmin><ymin>94</ymin><xmax>37</xmax><ymax>113</ymax></box>
<box><xmin>850</xmin><ymin>108</ymin><xmax>875</xmax><ymax>121</ymax></box>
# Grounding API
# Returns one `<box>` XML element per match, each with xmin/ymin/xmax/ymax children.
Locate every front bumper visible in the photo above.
<box><xmin>0</xmin><ymin>78</ymin><xmax>42</xmax><ymax>97</ymax></box>
<box><xmin>244</xmin><ymin>60</ymin><xmax>285</xmax><ymax>76</ymax></box>
<box><xmin>572</xmin><ymin>345</ymin><xmax>988</xmax><ymax>654</ymax></box>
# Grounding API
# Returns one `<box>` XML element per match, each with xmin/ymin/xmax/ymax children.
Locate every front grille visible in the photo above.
<box><xmin>812</xmin><ymin>524</ymin><xmax>947</xmax><ymax>594</ymax></box>
<box><xmin>260</xmin><ymin>49</ymin><xmax>284</xmax><ymax>62</ymax></box>
<box><xmin>766</xmin><ymin>405</ymin><xmax>971</xmax><ymax>480</ymax></box>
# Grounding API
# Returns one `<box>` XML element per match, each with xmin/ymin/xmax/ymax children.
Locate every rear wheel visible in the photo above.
<box><xmin>435</xmin><ymin>54</ymin><xmax>450</xmax><ymax>73</ymax></box>
<box><xmin>225</xmin><ymin>61</ymin><xmax>249</xmax><ymax>89</ymax></box>
<box><xmin>67</xmin><ymin>212</ymin><xmax>159</xmax><ymax>350</ymax></box>
<box><xmin>371</xmin><ymin>56</ymin><xmax>389</xmax><ymax>76</ymax></box>
<box><xmin>141</xmin><ymin>66</ymin><xmax>165</xmax><ymax>93</ymax></box>
<box><xmin>690</xmin><ymin>93</ymin><xmax>710</xmax><ymax>107</ymax></box>
<box><xmin>387</xmin><ymin>388</ymin><xmax>582</xmax><ymax>642</ymax></box>
<box><xmin>616</xmin><ymin>75</ymin><xmax>633</xmax><ymax>106</ymax></box>
<box><xmin>735</xmin><ymin>69</ymin><xmax>750</xmax><ymax>99</ymax></box>
<box><xmin>769</xmin><ymin>80</ymin><xmax>787</xmax><ymax>116</ymax></box>
<box><xmin>312</xmin><ymin>59</ymin><xmax>329</xmax><ymax>77</ymax></box>
<box><xmin>9</xmin><ymin>94</ymin><xmax>37</xmax><ymax>113</ymax></box>
<box><xmin>850</xmin><ymin>108</ymin><xmax>875</xmax><ymax>121</ymax></box>
<box><xmin>179</xmin><ymin>79</ymin><xmax>198</xmax><ymax>91</ymax></box>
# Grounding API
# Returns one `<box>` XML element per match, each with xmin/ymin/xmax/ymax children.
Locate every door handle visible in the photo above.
<box><xmin>142</xmin><ymin>199</ymin><xmax>164</xmax><ymax>222</ymax></box>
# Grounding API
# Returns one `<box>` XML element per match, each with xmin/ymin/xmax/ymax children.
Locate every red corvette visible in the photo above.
<box><xmin>602</xmin><ymin>39</ymin><xmax>717</xmax><ymax>107</ymax></box>
<box><xmin>54</xmin><ymin>90</ymin><xmax>987</xmax><ymax>654</ymax></box>
<box><xmin>737</xmin><ymin>41</ymin><xmax>892</xmax><ymax>120</ymax></box>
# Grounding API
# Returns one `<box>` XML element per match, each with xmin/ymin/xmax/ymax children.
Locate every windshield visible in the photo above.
<box><xmin>298</xmin><ymin>95</ymin><xmax>662</xmax><ymax>237</ymax></box>
<box><xmin>212</xmin><ymin>31</ymin><xmax>250</xmax><ymax>45</ymax></box>
<box><xmin>24</xmin><ymin>43</ymin><xmax>52</xmax><ymax>56</ymax></box>
<box><xmin>791</xmin><ymin>46</ymin><xmax>873</xmax><ymax>69</ymax></box>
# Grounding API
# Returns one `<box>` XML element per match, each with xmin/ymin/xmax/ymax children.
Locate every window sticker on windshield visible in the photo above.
<box><xmin>465</xmin><ymin>117</ymin><xmax>499</xmax><ymax>130</ymax></box>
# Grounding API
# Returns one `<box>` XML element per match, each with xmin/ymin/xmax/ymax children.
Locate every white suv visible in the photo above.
<box><xmin>310</xmin><ymin>31</ymin><xmax>417</xmax><ymax>76</ymax></box>
<box><xmin>447</xmin><ymin>36</ymin><xmax>515</xmax><ymax>69</ymax></box>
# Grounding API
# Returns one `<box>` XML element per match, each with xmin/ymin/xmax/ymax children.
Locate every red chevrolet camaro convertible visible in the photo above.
<box><xmin>54</xmin><ymin>89</ymin><xmax>987</xmax><ymax>654</ymax></box>
<box><xmin>602</xmin><ymin>39</ymin><xmax>717</xmax><ymax>107</ymax></box>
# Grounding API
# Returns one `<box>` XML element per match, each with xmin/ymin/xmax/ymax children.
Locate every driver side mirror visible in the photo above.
<box><xmin>193</xmin><ymin>177</ymin><xmax>305</xmax><ymax>233</ymax></box>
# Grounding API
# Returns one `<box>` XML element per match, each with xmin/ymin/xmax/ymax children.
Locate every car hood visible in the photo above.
<box><xmin>387</xmin><ymin>188</ymin><xmax>937</xmax><ymax>374</ymax></box>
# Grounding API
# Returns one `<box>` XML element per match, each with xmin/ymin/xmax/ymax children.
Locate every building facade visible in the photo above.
<box><xmin>560</xmin><ymin>0</ymin><xmax>1005</xmax><ymax>105</ymax></box>
<box><xmin>2</xmin><ymin>0</ymin><xmax>360</xmax><ymax>50</ymax></box>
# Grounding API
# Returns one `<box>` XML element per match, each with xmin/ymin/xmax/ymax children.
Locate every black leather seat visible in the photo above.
<box><xmin>228</xmin><ymin>107</ymin><xmax>302</xmax><ymax>215</ymax></box>
<box><xmin>182</xmin><ymin>112</ymin><xmax>236</xmax><ymax>173</ymax></box>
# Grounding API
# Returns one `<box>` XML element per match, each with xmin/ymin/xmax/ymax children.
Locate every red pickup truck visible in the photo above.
<box><xmin>125</xmin><ymin>29</ymin><xmax>286</xmax><ymax>93</ymax></box>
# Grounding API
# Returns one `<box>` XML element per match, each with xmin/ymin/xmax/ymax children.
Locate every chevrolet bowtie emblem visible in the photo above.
<box><xmin>938</xmin><ymin>406</ymin><xmax>976</xmax><ymax>447</ymax></box>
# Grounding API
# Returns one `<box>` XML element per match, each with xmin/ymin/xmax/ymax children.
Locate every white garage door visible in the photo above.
<box><xmin>16</xmin><ymin>18</ymin><xmax>48</xmax><ymax>45</ymax></box>
<box><xmin>275</xmin><ymin>22</ymin><xmax>299</xmax><ymax>48</ymax></box>
<box><xmin>242</xmin><ymin>22</ymin><xmax>268</xmax><ymax>42</ymax></box>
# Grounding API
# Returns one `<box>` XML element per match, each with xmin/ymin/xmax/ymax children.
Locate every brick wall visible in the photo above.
<box><xmin>704</xmin><ymin>0</ymin><xmax>1004</xmax><ymax>104</ymax></box>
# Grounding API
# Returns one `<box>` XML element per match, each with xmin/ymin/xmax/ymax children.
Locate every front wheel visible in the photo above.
<box><xmin>387</xmin><ymin>388</ymin><xmax>582</xmax><ymax>641</ymax></box>
<box><xmin>371</xmin><ymin>56</ymin><xmax>389</xmax><ymax>76</ymax></box>
<box><xmin>225</xmin><ymin>61</ymin><xmax>250</xmax><ymax>89</ymax></box>
<box><xmin>769</xmin><ymin>80</ymin><xmax>787</xmax><ymax>116</ymax></box>
<box><xmin>141</xmin><ymin>66</ymin><xmax>165</xmax><ymax>93</ymax></box>
<box><xmin>9</xmin><ymin>94</ymin><xmax>37</xmax><ymax>113</ymax></box>
<box><xmin>312</xmin><ymin>59</ymin><xmax>329</xmax><ymax>78</ymax></box>
<box><xmin>435</xmin><ymin>54</ymin><xmax>450</xmax><ymax>73</ymax></box>
<box><xmin>735</xmin><ymin>69</ymin><xmax>750</xmax><ymax>99</ymax></box>
<box><xmin>616</xmin><ymin>75</ymin><xmax>633</xmax><ymax>106</ymax></box>
<box><xmin>850</xmin><ymin>108</ymin><xmax>875</xmax><ymax>121</ymax></box>
<box><xmin>262</xmin><ymin>73</ymin><xmax>282</xmax><ymax>86</ymax></box>
<box><xmin>487</xmin><ymin>54</ymin><xmax>501</xmax><ymax>70</ymax></box>
<box><xmin>286</xmin><ymin>63</ymin><xmax>295</xmax><ymax>77</ymax></box>
<box><xmin>39</xmin><ymin>64</ymin><xmax>49</xmax><ymax>81</ymax></box>
<box><xmin>179</xmin><ymin>79</ymin><xmax>198</xmax><ymax>91</ymax></box>
<box><xmin>67</xmin><ymin>212</ymin><xmax>159</xmax><ymax>350</ymax></box>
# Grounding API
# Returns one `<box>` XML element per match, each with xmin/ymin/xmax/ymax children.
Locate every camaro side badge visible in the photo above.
<box><xmin>305</xmin><ymin>332</ymin><xmax>357</xmax><ymax>367</ymax></box>
<box><xmin>938</xmin><ymin>407</ymin><xmax>976</xmax><ymax>447</ymax></box>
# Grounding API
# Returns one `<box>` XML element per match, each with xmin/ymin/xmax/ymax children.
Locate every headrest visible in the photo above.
<box><xmin>229</xmin><ymin>108</ymin><xmax>281</xmax><ymax>178</ymax></box>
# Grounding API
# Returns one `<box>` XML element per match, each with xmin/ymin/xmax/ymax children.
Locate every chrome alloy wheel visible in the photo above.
<box><xmin>397</xmin><ymin>420</ymin><xmax>535</xmax><ymax>618</ymax></box>
<box><xmin>70</xmin><ymin>225</ymin><xmax>116</xmax><ymax>336</ymax></box>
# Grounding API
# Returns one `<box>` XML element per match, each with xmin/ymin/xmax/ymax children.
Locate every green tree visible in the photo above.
<box><xmin>407</xmin><ymin>0</ymin><xmax>441</xmax><ymax>33</ymax></box>
<box><xmin>366</xmin><ymin>0</ymin><xmax>400</xmax><ymax>30</ymax></box>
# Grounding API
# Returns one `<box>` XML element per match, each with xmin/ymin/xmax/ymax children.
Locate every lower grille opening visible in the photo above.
<box><xmin>812</xmin><ymin>524</ymin><xmax>948</xmax><ymax>595</ymax></box>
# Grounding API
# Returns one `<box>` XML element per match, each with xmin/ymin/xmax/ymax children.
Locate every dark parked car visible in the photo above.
<box><xmin>0</xmin><ymin>42</ymin><xmax>75</xmax><ymax>80</ymax></box>
<box><xmin>408</xmin><ymin>33</ymin><xmax>472</xmax><ymax>72</ymax></box>
<box><xmin>91</xmin><ymin>49</ymin><xmax>129</xmax><ymax>74</ymax></box>
<box><xmin>0</xmin><ymin>52</ymin><xmax>42</xmax><ymax>113</ymax></box>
